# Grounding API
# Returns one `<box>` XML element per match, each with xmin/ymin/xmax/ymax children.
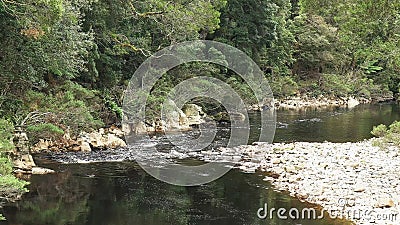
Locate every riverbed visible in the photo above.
<box><xmin>1</xmin><ymin>103</ymin><xmax>399</xmax><ymax>225</ymax></box>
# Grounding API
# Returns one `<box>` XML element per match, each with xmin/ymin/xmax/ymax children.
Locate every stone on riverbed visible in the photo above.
<box><xmin>81</xmin><ymin>131</ymin><xmax>127</xmax><ymax>149</ymax></box>
<box><xmin>14</xmin><ymin>167</ymin><xmax>55</xmax><ymax>175</ymax></box>
<box><xmin>271</xmin><ymin>158</ymin><xmax>281</xmax><ymax>164</ymax></box>
<box><xmin>182</xmin><ymin>104</ymin><xmax>206</xmax><ymax>126</ymax></box>
<box><xmin>32</xmin><ymin>139</ymin><xmax>52</xmax><ymax>151</ymax></box>
<box><xmin>31</xmin><ymin>167</ymin><xmax>55</xmax><ymax>175</ymax></box>
<box><xmin>347</xmin><ymin>97</ymin><xmax>360</xmax><ymax>108</ymax></box>
<box><xmin>374</xmin><ymin>198</ymin><xmax>395</xmax><ymax>208</ymax></box>
<box><xmin>353</xmin><ymin>183</ymin><xmax>366</xmax><ymax>192</ymax></box>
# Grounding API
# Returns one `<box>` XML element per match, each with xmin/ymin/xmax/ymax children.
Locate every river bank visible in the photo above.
<box><xmin>23</xmin><ymin>96</ymin><xmax>394</xmax><ymax>154</ymax></box>
<box><xmin>200</xmin><ymin>140</ymin><xmax>400</xmax><ymax>225</ymax></box>
<box><xmin>273</xmin><ymin>95</ymin><xmax>370</xmax><ymax>110</ymax></box>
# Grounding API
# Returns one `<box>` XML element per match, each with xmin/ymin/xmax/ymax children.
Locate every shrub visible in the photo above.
<box><xmin>270</xmin><ymin>76</ymin><xmax>299</xmax><ymax>97</ymax></box>
<box><xmin>0</xmin><ymin>157</ymin><xmax>29</xmax><ymax>221</ymax></box>
<box><xmin>226</xmin><ymin>76</ymin><xmax>258</xmax><ymax>104</ymax></box>
<box><xmin>371</xmin><ymin>121</ymin><xmax>400</xmax><ymax>147</ymax></box>
<box><xmin>0</xmin><ymin>174</ymin><xmax>29</xmax><ymax>193</ymax></box>
<box><xmin>22</xmin><ymin>83</ymin><xmax>104</xmax><ymax>138</ymax></box>
<box><xmin>320</xmin><ymin>73</ymin><xmax>352</xmax><ymax>96</ymax></box>
<box><xmin>26</xmin><ymin>123</ymin><xmax>64</xmax><ymax>144</ymax></box>
<box><xmin>371</xmin><ymin>124</ymin><xmax>388</xmax><ymax>137</ymax></box>
<box><xmin>0</xmin><ymin>158</ymin><xmax>13</xmax><ymax>176</ymax></box>
<box><xmin>0</xmin><ymin>119</ymin><xmax>14</xmax><ymax>152</ymax></box>
<box><xmin>389</xmin><ymin>121</ymin><xmax>400</xmax><ymax>134</ymax></box>
<box><xmin>352</xmin><ymin>77</ymin><xmax>384</xmax><ymax>99</ymax></box>
<box><xmin>105</xmin><ymin>98</ymin><xmax>123</xmax><ymax>119</ymax></box>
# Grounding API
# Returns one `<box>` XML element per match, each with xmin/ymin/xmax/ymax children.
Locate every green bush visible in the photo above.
<box><xmin>59</xmin><ymin>81</ymin><xmax>97</xmax><ymax>101</ymax></box>
<box><xmin>0</xmin><ymin>119</ymin><xmax>14</xmax><ymax>152</ymax></box>
<box><xmin>320</xmin><ymin>74</ymin><xmax>352</xmax><ymax>96</ymax></box>
<box><xmin>26</xmin><ymin>123</ymin><xmax>64</xmax><ymax>144</ymax></box>
<box><xmin>270</xmin><ymin>76</ymin><xmax>299</xmax><ymax>97</ymax></box>
<box><xmin>371</xmin><ymin>124</ymin><xmax>388</xmax><ymax>137</ymax></box>
<box><xmin>389</xmin><ymin>121</ymin><xmax>400</xmax><ymax>134</ymax></box>
<box><xmin>105</xmin><ymin>98</ymin><xmax>123</xmax><ymax>119</ymax></box>
<box><xmin>0</xmin><ymin>157</ymin><xmax>29</xmax><ymax>221</ymax></box>
<box><xmin>0</xmin><ymin>158</ymin><xmax>13</xmax><ymax>176</ymax></box>
<box><xmin>0</xmin><ymin>174</ymin><xmax>29</xmax><ymax>193</ymax></box>
<box><xmin>226</xmin><ymin>76</ymin><xmax>258</xmax><ymax>105</ymax></box>
<box><xmin>23</xmin><ymin>84</ymin><xmax>104</xmax><ymax>138</ymax></box>
<box><xmin>371</xmin><ymin>121</ymin><xmax>400</xmax><ymax>147</ymax></box>
<box><xmin>352</xmin><ymin>77</ymin><xmax>383</xmax><ymax>99</ymax></box>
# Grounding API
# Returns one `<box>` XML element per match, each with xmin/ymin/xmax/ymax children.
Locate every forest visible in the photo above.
<box><xmin>0</xmin><ymin>0</ymin><xmax>399</xmax><ymax>133</ymax></box>
<box><xmin>0</xmin><ymin>0</ymin><xmax>399</xmax><ymax>215</ymax></box>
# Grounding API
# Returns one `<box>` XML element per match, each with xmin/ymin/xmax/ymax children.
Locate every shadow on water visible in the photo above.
<box><xmin>1</xmin><ymin>103</ymin><xmax>399</xmax><ymax>225</ymax></box>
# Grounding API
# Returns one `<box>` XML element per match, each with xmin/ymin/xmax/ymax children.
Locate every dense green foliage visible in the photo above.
<box><xmin>0</xmin><ymin>0</ymin><xmax>399</xmax><ymax>137</ymax></box>
<box><xmin>294</xmin><ymin>0</ymin><xmax>400</xmax><ymax>98</ymax></box>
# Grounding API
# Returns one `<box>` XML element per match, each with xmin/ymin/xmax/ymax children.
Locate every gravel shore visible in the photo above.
<box><xmin>201</xmin><ymin>140</ymin><xmax>400</xmax><ymax>225</ymax></box>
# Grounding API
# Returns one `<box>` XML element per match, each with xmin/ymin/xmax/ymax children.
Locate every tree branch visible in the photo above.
<box><xmin>128</xmin><ymin>1</ymin><xmax>166</xmax><ymax>18</ymax></box>
<box><xmin>112</xmin><ymin>34</ymin><xmax>151</xmax><ymax>57</ymax></box>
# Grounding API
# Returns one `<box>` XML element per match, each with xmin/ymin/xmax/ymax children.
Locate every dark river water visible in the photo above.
<box><xmin>1</xmin><ymin>103</ymin><xmax>399</xmax><ymax>225</ymax></box>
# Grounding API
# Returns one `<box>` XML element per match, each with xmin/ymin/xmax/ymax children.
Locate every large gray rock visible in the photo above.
<box><xmin>107</xmin><ymin>125</ymin><xmax>124</xmax><ymax>137</ymax></box>
<box><xmin>31</xmin><ymin>139</ymin><xmax>51</xmax><ymax>152</ymax></box>
<box><xmin>123</xmin><ymin>100</ymin><xmax>196</xmax><ymax>133</ymax></box>
<box><xmin>13</xmin><ymin>154</ymin><xmax>36</xmax><ymax>171</ymax></box>
<box><xmin>80</xmin><ymin>130</ymin><xmax>127</xmax><ymax>149</ymax></box>
<box><xmin>124</xmin><ymin>121</ymin><xmax>148</xmax><ymax>134</ymax></box>
<box><xmin>87</xmin><ymin>131</ymin><xmax>104</xmax><ymax>148</ymax></box>
<box><xmin>106</xmin><ymin>133</ymin><xmax>127</xmax><ymax>148</ymax></box>
<box><xmin>213</xmin><ymin>112</ymin><xmax>245</xmax><ymax>124</ymax></box>
<box><xmin>32</xmin><ymin>167</ymin><xmax>55</xmax><ymax>174</ymax></box>
<box><xmin>77</xmin><ymin>139</ymin><xmax>91</xmax><ymax>152</ymax></box>
<box><xmin>12</xmin><ymin>126</ymin><xmax>29</xmax><ymax>154</ymax></box>
<box><xmin>182</xmin><ymin>104</ymin><xmax>206</xmax><ymax>126</ymax></box>
<box><xmin>162</xmin><ymin>99</ymin><xmax>191</xmax><ymax>131</ymax></box>
<box><xmin>347</xmin><ymin>97</ymin><xmax>360</xmax><ymax>108</ymax></box>
<box><xmin>133</xmin><ymin>121</ymin><xmax>148</xmax><ymax>134</ymax></box>
<box><xmin>374</xmin><ymin>198</ymin><xmax>395</xmax><ymax>208</ymax></box>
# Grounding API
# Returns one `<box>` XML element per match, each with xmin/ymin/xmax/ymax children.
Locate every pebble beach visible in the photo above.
<box><xmin>200</xmin><ymin>140</ymin><xmax>400</xmax><ymax>225</ymax></box>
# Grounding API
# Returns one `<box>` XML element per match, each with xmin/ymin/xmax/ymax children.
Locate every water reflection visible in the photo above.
<box><xmin>1</xmin><ymin>161</ymin><xmax>351</xmax><ymax>225</ymax></box>
<box><xmin>272</xmin><ymin>103</ymin><xmax>400</xmax><ymax>143</ymax></box>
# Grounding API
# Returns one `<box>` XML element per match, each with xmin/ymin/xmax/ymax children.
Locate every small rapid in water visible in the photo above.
<box><xmin>43</xmin><ymin>103</ymin><xmax>400</xmax><ymax>164</ymax></box>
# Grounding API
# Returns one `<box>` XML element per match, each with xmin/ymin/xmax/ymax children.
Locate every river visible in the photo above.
<box><xmin>1</xmin><ymin>103</ymin><xmax>399</xmax><ymax>225</ymax></box>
